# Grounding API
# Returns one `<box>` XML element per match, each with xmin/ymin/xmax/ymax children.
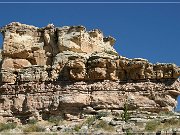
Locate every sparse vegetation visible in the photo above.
<box><xmin>44</xmin><ymin>133</ymin><xmax>58</xmax><ymax>135</ymax></box>
<box><xmin>73</xmin><ymin>112</ymin><xmax>111</xmax><ymax>132</ymax></box>
<box><xmin>125</xmin><ymin>129</ymin><xmax>132</xmax><ymax>135</ymax></box>
<box><xmin>161</xmin><ymin>117</ymin><xmax>180</xmax><ymax>130</ymax></box>
<box><xmin>164</xmin><ymin>118</ymin><xmax>179</xmax><ymax>126</ymax></box>
<box><xmin>48</xmin><ymin>115</ymin><xmax>64</xmax><ymax>125</ymax></box>
<box><xmin>27</xmin><ymin>118</ymin><xmax>38</xmax><ymax>125</ymax></box>
<box><xmin>84</xmin><ymin>116</ymin><xmax>96</xmax><ymax>127</ymax></box>
<box><xmin>159</xmin><ymin>111</ymin><xmax>175</xmax><ymax>116</ymax></box>
<box><xmin>95</xmin><ymin>120</ymin><xmax>114</xmax><ymax>131</ymax></box>
<box><xmin>145</xmin><ymin>117</ymin><xmax>180</xmax><ymax>131</ymax></box>
<box><xmin>0</xmin><ymin>122</ymin><xmax>17</xmax><ymax>132</ymax></box>
<box><xmin>105</xmin><ymin>50</ymin><xmax>119</xmax><ymax>56</ymax></box>
<box><xmin>121</xmin><ymin>103</ymin><xmax>130</xmax><ymax>122</ymax></box>
<box><xmin>145</xmin><ymin>120</ymin><xmax>161</xmax><ymax>131</ymax></box>
<box><xmin>74</xmin><ymin>124</ymin><xmax>82</xmax><ymax>132</ymax></box>
<box><xmin>23</xmin><ymin>124</ymin><xmax>45</xmax><ymax>132</ymax></box>
<box><xmin>96</xmin><ymin>111</ymin><xmax>108</xmax><ymax>119</ymax></box>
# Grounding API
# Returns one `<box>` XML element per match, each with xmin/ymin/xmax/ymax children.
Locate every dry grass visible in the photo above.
<box><xmin>145</xmin><ymin>118</ymin><xmax>180</xmax><ymax>131</ymax></box>
<box><xmin>94</xmin><ymin>120</ymin><xmax>114</xmax><ymax>131</ymax></box>
<box><xmin>0</xmin><ymin>122</ymin><xmax>17</xmax><ymax>132</ymax></box>
<box><xmin>23</xmin><ymin>124</ymin><xmax>45</xmax><ymax>133</ymax></box>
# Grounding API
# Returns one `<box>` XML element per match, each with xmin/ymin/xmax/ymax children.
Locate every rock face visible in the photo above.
<box><xmin>0</xmin><ymin>22</ymin><xmax>180</xmax><ymax>123</ymax></box>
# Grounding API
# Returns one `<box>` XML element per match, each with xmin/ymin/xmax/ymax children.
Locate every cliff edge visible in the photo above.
<box><xmin>0</xmin><ymin>22</ymin><xmax>180</xmax><ymax>126</ymax></box>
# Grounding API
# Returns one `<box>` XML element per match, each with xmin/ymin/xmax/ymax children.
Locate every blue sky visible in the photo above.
<box><xmin>0</xmin><ymin>1</ymin><xmax>180</xmax><ymax>110</ymax></box>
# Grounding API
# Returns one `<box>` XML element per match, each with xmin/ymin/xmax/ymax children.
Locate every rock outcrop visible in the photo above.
<box><xmin>0</xmin><ymin>22</ymin><xmax>180</xmax><ymax>123</ymax></box>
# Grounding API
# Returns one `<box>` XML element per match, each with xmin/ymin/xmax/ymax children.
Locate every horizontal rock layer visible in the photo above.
<box><xmin>0</xmin><ymin>80</ymin><xmax>179</xmax><ymax>123</ymax></box>
<box><xmin>0</xmin><ymin>22</ymin><xmax>180</xmax><ymax>123</ymax></box>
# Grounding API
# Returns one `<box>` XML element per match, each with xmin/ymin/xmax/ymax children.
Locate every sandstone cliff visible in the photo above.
<box><xmin>0</xmin><ymin>22</ymin><xmax>180</xmax><ymax>124</ymax></box>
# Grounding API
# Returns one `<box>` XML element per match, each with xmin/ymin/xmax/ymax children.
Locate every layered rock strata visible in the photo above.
<box><xmin>0</xmin><ymin>22</ymin><xmax>179</xmax><ymax>123</ymax></box>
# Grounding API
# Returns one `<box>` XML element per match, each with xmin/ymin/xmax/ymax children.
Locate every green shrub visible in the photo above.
<box><xmin>145</xmin><ymin>118</ymin><xmax>180</xmax><ymax>131</ymax></box>
<box><xmin>74</xmin><ymin>124</ymin><xmax>82</xmax><ymax>132</ymax></box>
<box><xmin>0</xmin><ymin>122</ymin><xmax>17</xmax><ymax>132</ymax></box>
<box><xmin>44</xmin><ymin>133</ymin><xmax>58</xmax><ymax>135</ymax></box>
<box><xmin>159</xmin><ymin>111</ymin><xmax>174</xmax><ymax>116</ymax></box>
<box><xmin>27</xmin><ymin>118</ymin><xmax>38</xmax><ymax>125</ymax></box>
<box><xmin>23</xmin><ymin>124</ymin><xmax>45</xmax><ymax>132</ymax></box>
<box><xmin>145</xmin><ymin>120</ymin><xmax>161</xmax><ymax>131</ymax></box>
<box><xmin>162</xmin><ymin>118</ymin><xmax>180</xmax><ymax>128</ymax></box>
<box><xmin>48</xmin><ymin>115</ymin><xmax>64</xmax><ymax>125</ymax></box>
<box><xmin>95</xmin><ymin>120</ymin><xmax>114</xmax><ymax>131</ymax></box>
<box><xmin>164</xmin><ymin>118</ymin><xmax>179</xmax><ymax>125</ymax></box>
<box><xmin>121</xmin><ymin>103</ymin><xmax>130</xmax><ymax>122</ymax></box>
<box><xmin>84</xmin><ymin>116</ymin><xmax>96</xmax><ymax>127</ymax></box>
<box><xmin>105</xmin><ymin>50</ymin><xmax>119</xmax><ymax>56</ymax></box>
<box><xmin>96</xmin><ymin>112</ymin><xmax>108</xmax><ymax>119</ymax></box>
<box><xmin>125</xmin><ymin>129</ymin><xmax>132</xmax><ymax>135</ymax></box>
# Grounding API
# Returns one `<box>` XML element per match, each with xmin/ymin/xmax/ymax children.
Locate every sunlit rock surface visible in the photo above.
<box><xmin>0</xmin><ymin>22</ymin><xmax>179</xmax><ymax>123</ymax></box>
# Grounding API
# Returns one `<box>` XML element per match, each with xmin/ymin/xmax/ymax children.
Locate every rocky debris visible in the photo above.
<box><xmin>0</xmin><ymin>22</ymin><xmax>179</xmax><ymax>126</ymax></box>
<box><xmin>1</xmin><ymin>112</ymin><xmax>180</xmax><ymax>134</ymax></box>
